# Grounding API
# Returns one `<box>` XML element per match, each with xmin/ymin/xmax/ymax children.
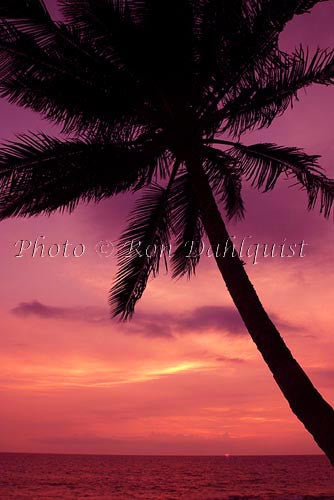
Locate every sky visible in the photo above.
<box><xmin>0</xmin><ymin>1</ymin><xmax>334</xmax><ymax>456</ymax></box>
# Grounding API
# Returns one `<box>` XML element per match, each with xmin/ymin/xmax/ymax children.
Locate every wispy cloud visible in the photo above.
<box><xmin>11</xmin><ymin>300</ymin><xmax>300</xmax><ymax>339</ymax></box>
<box><xmin>131</xmin><ymin>306</ymin><xmax>299</xmax><ymax>338</ymax></box>
<box><xmin>11</xmin><ymin>300</ymin><xmax>108</xmax><ymax>324</ymax></box>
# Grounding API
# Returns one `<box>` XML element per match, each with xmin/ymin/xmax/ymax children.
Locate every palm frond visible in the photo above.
<box><xmin>201</xmin><ymin>0</ymin><xmax>327</xmax><ymax>118</ymax></box>
<box><xmin>203</xmin><ymin>146</ymin><xmax>244</xmax><ymax>220</ymax></box>
<box><xmin>110</xmin><ymin>183</ymin><xmax>172</xmax><ymax>319</ymax></box>
<box><xmin>60</xmin><ymin>0</ymin><xmax>142</xmax><ymax>67</ymax></box>
<box><xmin>169</xmin><ymin>171</ymin><xmax>203</xmax><ymax>279</ymax></box>
<box><xmin>0</xmin><ymin>0</ymin><xmax>50</xmax><ymax>21</ymax></box>
<box><xmin>0</xmin><ymin>2</ymin><xmax>122</xmax><ymax>69</ymax></box>
<box><xmin>230</xmin><ymin>142</ymin><xmax>334</xmax><ymax>218</ymax></box>
<box><xmin>60</xmin><ymin>0</ymin><xmax>133</xmax><ymax>29</ymax></box>
<box><xmin>0</xmin><ymin>18</ymin><xmax>146</xmax><ymax>135</ymax></box>
<box><xmin>199</xmin><ymin>11</ymin><xmax>278</xmax><ymax>119</ymax></box>
<box><xmin>61</xmin><ymin>0</ymin><xmax>197</xmax><ymax>100</ymax></box>
<box><xmin>0</xmin><ymin>68</ymin><xmax>143</xmax><ymax>137</ymax></box>
<box><xmin>195</xmin><ymin>0</ymin><xmax>247</xmax><ymax>93</ymax></box>
<box><xmin>263</xmin><ymin>0</ymin><xmax>329</xmax><ymax>20</ymax></box>
<box><xmin>0</xmin><ymin>133</ymin><xmax>168</xmax><ymax>218</ymax></box>
<box><xmin>220</xmin><ymin>47</ymin><xmax>334</xmax><ymax>135</ymax></box>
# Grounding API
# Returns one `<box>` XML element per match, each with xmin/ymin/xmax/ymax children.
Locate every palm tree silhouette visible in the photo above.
<box><xmin>1</xmin><ymin>0</ymin><xmax>334</xmax><ymax>462</ymax></box>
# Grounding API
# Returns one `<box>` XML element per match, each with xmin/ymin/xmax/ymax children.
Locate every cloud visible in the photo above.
<box><xmin>11</xmin><ymin>300</ymin><xmax>173</xmax><ymax>337</ymax></box>
<box><xmin>215</xmin><ymin>355</ymin><xmax>246</xmax><ymax>364</ymax></box>
<box><xmin>178</xmin><ymin>306</ymin><xmax>245</xmax><ymax>334</ymax></box>
<box><xmin>308</xmin><ymin>367</ymin><xmax>334</xmax><ymax>388</ymax></box>
<box><xmin>11</xmin><ymin>300</ymin><xmax>109</xmax><ymax>324</ymax></box>
<box><xmin>124</xmin><ymin>306</ymin><xmax>247</xmax><ymax>338</ymax></box>
<box><xmin>11</xmin><ymin>301</ymin><xmax>300</xmax><ymax>340</ymax></box>
<box><xmin>132</xmin><ymin>306</ymin><xmax>299</xmax><ymax>338</ymax></box>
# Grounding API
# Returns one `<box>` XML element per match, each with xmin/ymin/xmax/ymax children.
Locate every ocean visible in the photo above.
<box><xmin>0</xmin><ymin>454</ymin><xmax>333</xmax><ymax>499</ymax></box>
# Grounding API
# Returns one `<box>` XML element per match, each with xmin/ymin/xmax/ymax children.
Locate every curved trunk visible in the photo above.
<box><xmin>186</xmin><ymin>155</ymin><xmax>334</xmax><ymax>464</ymax></box>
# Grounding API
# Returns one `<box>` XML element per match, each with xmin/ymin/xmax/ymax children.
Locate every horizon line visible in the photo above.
<box><xmin>0</xmin><ymin>451</ymin><xmax>325</xmax><ymax>458</ymax></box>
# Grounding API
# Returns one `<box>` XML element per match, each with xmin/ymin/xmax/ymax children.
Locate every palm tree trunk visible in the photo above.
<box><xmin>186</xmin><ymin>155</ymin><xmax>334</xmax><ymax>464</ymax></box>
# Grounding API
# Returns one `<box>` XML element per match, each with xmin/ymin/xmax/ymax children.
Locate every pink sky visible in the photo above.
<box><xmin>0</xmin><ymin>2</ymin><xmax>334</xmax><ymax>455</ymax></box>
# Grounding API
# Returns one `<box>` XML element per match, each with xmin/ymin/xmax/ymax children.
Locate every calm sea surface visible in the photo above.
<box><xmin>0</xmin><ymin>454</ymin><xmax>333</xmax><ymax>499</ymax></box>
